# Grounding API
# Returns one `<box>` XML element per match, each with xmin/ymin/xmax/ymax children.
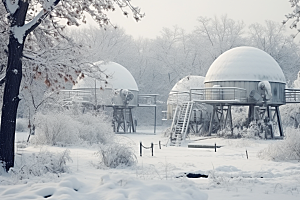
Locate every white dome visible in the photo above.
<box><xmin>73</xmin><ymin>61</ymin><xmax>138</xmax><ymax>91</ymax></box>
<box><xmin>170</xmin><ymin>75</ymin><xmax>205</xmax><ymax>93</ymax></box>
<box><xmin>204</xmin><ymin>46</ymin><xmax>286</xmax><ymax>84</ymax></box>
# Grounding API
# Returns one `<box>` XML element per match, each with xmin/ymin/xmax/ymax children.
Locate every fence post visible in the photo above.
<box><xmin>151</xmin><ymin>143</ymin><xmax>154</xmax><ymax>156</ymax></box>
<box><xmin>159</xmin><ymin>141</ymin><xmax>161</xmax><ymax>149</ymax></box>
<box><xmin>215</xmin><ymin>143</ymin><xmax>216</xmax><ymax>152</ymax></box>
<box><xmin>140</xmin><ymin>142</ymin><xmax>142</xmax><ymax>157</ymax></box>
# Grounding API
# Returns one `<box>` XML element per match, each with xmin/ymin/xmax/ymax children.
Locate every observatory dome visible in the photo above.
<box><xmin>73</xmin><ymin>61</ymin><xmax>138</xmax><ymax>91</ymax></box>
<box><xmin>204</xmin><ymin>46</ymin><xmax>286</xmax><ymax>84</ymax></box>
<box><xmin>170</xmin><ymin>75</ymin><xmax>205</xmax><ymax>93</ymax></box>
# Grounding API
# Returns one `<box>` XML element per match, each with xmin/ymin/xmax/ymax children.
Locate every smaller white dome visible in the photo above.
<box><xmin>205</xmin><ymin>46</ymin><xmax>286</xmax><ymax>83</ymax></box>
<box><xmin>170</xmin><ymin>75</ymin><xmax>205</xmax><ymax>93</ymax></box>
<box><xmin>73</xmin><ymin>61</ymin><xmax>138</xmax><ymax>91</ymax></box>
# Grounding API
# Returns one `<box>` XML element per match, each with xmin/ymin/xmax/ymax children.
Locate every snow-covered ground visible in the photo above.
<box><xmin>1</xmin><ymin>127</ymin><xmax>300</xmax><ymax>200</ymax></box>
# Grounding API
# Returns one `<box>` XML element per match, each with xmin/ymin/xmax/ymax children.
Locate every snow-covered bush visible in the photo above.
<box><xmin>231</xmin><ymin>106</ymin><xmax>248</xmax><ymax>128</ymax></box>
<box><xmin>258</xmin><ymin>128</ymin><xmax>300</xmax><ymax>161</ymax></box>
<box><xmin>95</xmin><ymin>142</ymin><xmax>137</xmax><ymax>168</ymax></box>
<box><xmin>76</xmin><ymin>112</ymin><xmax>113</xmax><ymax>145</ymax></box>
<box><xmin>243</xmin><ymin>121</ymin><xmax>261</xmax><ymax>139</ymax></box>
<box><xmin>280</xmin><ymin>103</ymin><xmax>300</xmax><ymax>128</ymax></box>
<box><xmin>16</xmin><ymin>118</ymin><xmax>28</xmax><ymax>132</ymax></box>
<box><xmin>32</xmin><ymin>111</ymin><xmax>113</xmax><ymax>146</ymax></box>
<box><xmin>33</xmin><ymin>112</ymin><xmax>79</xmax><ymax>145</ymax></box>
<box><xmin>8</xmin><ymin>149</ymin><xmax>71</xmax><ymax>181</ymax></box>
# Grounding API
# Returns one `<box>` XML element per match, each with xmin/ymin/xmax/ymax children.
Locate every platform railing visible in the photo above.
<box><xmin>168</xmin><ymin>87</ymin><xmax>247</xmax><ymax>103</ymax></box>
<box><xmin>138</xmin><ymin>94</ymin><xmax>159</xmax><ymax>107</ymax></box>
<box><xmin>59</xmin><ymin>89</ymin><xmax>93</xmax><ymax>103</ymax></box>
<box><xmin>285</xmin><ymin>88</ymin><xmax>300</xmax><ymax>103</ymax></box>
<box><xmin>191</xmin><ymin>87</ymin><xmax>247</xmax><ymax>102</ymax></box>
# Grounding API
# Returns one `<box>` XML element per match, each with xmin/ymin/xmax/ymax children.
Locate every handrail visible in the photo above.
<box><xmin>182</xmin><ymin>102</ymin><xmax>193</xmax><ymax>141</ymax></box>
<box><xmin>285</xmin><ymin>88</ymin><xmax>300</xmax><ymax>103</ymax></box>
<box><xmin>168</xmin><ymin>87</ymin><xmax>247</xmax><ymax>103</ymax></box>
<box><xmin>170</xmin><ymin>105</ymin><xmax>180</xmax><ymax>142</ymax></box>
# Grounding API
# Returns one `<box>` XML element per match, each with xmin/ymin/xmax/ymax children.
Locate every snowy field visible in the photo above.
<box><xmin>1</xmin><ymin>127</ymin><xmax>300</xmax><ymax>200</ymax></box>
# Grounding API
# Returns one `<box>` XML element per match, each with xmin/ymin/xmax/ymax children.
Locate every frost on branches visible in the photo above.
<box><xmin>284</xmin><ymin>0</ymin><xmax>300</xmax><ymax>37</ymax></box>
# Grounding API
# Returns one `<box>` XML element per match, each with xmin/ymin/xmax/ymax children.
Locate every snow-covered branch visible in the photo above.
<box><xmin>2</xmin><ymin>0</ymin><xmax>19</xmax><ymax>15</ymax></box>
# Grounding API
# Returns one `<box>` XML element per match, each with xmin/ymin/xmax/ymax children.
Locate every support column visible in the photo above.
<box><xmin>208</xmin><ymin>105</ymin><xmax>216</xmax><ymax>136</ymax></box>
<box><xmin>123</xmin><ymin>108</ymin><xmax>127</xmax><ymax>133</ymax></box>
<box><xmin>275</xmin><ymin>106</ymin><xmax>284</xmax><ymax>137</ymax></box>
<box><xmin>247</xmin><ymin>105</ymin><xmax>254</xmax><ymax>126</ymax></box>
<box><xmin>267</xmin><ymin>106</ymin><xmax>274</xmax><ymax>139</ymax></box>
<box><xmin>223</xmin><ymin>106</ymin><xmax>233</xmax><ymax>134</ymax></box>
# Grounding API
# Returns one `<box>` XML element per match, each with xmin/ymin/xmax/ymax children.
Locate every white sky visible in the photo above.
<box><xmin>103</xmin><ymin>0</ymin><xmax>293</xmax><ymax>39</ymax></box>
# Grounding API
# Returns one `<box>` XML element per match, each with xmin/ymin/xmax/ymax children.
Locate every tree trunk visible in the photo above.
<box><xmin>0</xmin><ymin>35</ymin><xmax>24</xmax><ymax>171</ymax></box>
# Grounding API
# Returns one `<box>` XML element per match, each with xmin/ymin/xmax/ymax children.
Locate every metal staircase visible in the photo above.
<box><xmin>170</xmin><ymin>101</ymin><xmax>194</xmax><ymax>146</ymax></box>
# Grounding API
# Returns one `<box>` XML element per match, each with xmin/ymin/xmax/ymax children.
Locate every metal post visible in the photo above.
<box><xmin>140</xmin><ymin>142</ymin><xmax>142</xmax><ymax>157</ymax></box>
<box><xmin>154</xmin><ymin>106</ymin><xmax>157</xmax><ymax>134</ymax></box>
<box><xmin>159</xmin><ymin>141</ymin><xmax>161</xmax><ymax>149</ymax></box>
<box><xmin>123</xmin><ymin>108</ymin><xmax>127</xmax><ymax>133</ymax></box>
<box><xmin>215</xmin><ymin>143</ymin><xmax>216</xmax><ymax>152</ymax></box>
<box><xmin>151</xmin><ymin>143</ymin><xmax>154</xmax><ymax>156</ymax></box>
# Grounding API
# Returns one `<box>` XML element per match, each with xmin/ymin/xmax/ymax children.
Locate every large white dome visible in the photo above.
<box><xmin>204</xmin><ymin>46</ymin><xmax>286</xmax><ymax>84</ymax></box>
<box><xmin>73</xmin><ymin>61</ymin><xmax>138</xmax><ymax>91</ymax></box>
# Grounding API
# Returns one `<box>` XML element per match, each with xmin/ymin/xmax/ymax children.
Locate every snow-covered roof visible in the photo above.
<box><xmin>204</xmin><ymin>46</ymin><xmax>286</xmax><ymax>84</ymax></box>
<box><xmin>170</xmin><ymin>75</ymin><xmax>205</xmax><ymax>93</ymax></box>
<box><xmin>73</xmin><ymin>61</ymin><xmax>138</xmax><ymax>91</ymax></box>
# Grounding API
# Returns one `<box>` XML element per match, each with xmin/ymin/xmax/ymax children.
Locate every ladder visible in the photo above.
<box><xmin>170</xmin><ymin>101</ymin><xmax>194</xmax><ymax>146</ymax></box>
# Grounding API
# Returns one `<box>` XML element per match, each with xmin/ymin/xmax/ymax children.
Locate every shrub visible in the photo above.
<box><xmin>76</xmin><ymin>112</ymin><xmax>114</xmax><ymax>145</ymax></box>
<box><xmin>9</xmin><ymin>149</ymin><xmax>72</xmax><ymax>180</ymax></box>
<box><xmin>95</xmin><ymin>142</ymin><xmax>137</xmax><ymax>168</ymax></box>
<box><xmin>33</xmin><ymin>112</ymin><xmax>79</xmax><ymax>145</ymax></box>
<box><xmin>258</xmin><ymin>127</ymin><xmax>300</xmax><ymax>161</ymax></box>
<box><xmin>280</xmin><ymin>103</ymin><xmax>300</xmax><ymax>128</ymax></box>
<box><xmin>32</xmin><ymin>111</ymin><xmax>113</xmax><ymax>146</ymax></box>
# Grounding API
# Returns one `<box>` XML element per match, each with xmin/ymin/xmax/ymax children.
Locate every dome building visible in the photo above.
<box><xmin>166</xmin><ymin>75</ymin><xmax>205</xmax><ymax>120</ymax></box>
<box><xmin>166</xmin><ymin>46</ymin><xmax>300</xmax><ymax>145</ymax></box>
<box><xmin>72</xmin><ymin>61</ymin><xmax>139</xmax><ymax>107</ymax></box>
<box><xmin>202</xmin><ymin>46</ymin><xmax>286</xmax><ymax>138</ymax></box>
<box><xmin>204</xmin><ymin>46</ymin><xmax>286</xmax><ymax>105</ymax></box>
<box><xmin>61</xmin><ymin>61</ymin><xmax>158</xmax><ymax>133</ymax></box>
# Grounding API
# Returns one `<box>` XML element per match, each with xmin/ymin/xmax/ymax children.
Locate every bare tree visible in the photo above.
<box><xmin>194</xmin><ymin>15</ymin><xmax>245</xmax><ymax>59</ymax></box>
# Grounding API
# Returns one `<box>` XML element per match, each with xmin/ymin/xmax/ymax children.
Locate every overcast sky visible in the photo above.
<box><xmin>102</xmin><ymin>0</ymin><xmax>293</xmax><ymax>39</ymax></box>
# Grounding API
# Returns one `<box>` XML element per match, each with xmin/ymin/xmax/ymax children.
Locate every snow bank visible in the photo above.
<box><xmin>0</xmin><ymin>174</ymin><xmax>207</xmax><ymax>200</ymax></box>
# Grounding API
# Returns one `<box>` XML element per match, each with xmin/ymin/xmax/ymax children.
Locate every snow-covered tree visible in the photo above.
<box><xmin>71</xmin><ymin>26</ymin><xmax>133</xmax><ymax>63</ymax></box>
<box><xmin>284</xmin><ymin>0</ymin><xmax>300</xmax><ymax>37</ymax></box>
<box><xmin>0</xmin><ymin>0</ymin><xmax>143</xmax><ymax>172</ymax></box>
<box><xmin>248</xmin><ymin>21</ymin><xmax>300</xmax><ymax>83</ymax></box>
